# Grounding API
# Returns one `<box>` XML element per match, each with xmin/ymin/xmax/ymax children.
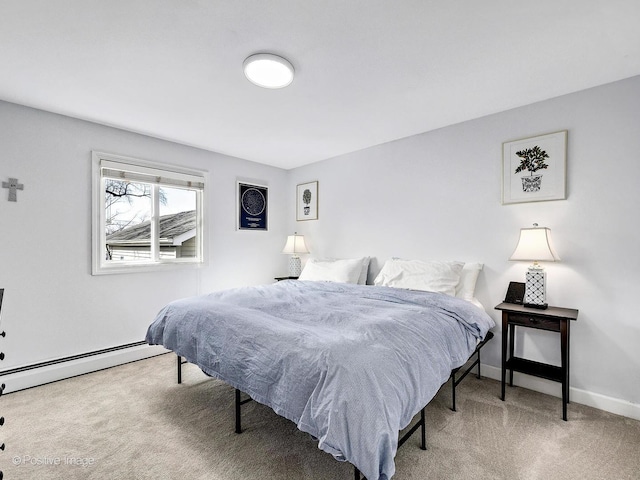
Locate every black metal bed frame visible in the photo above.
<box><xmin>449</xmin><ymin>331</ymin><xmax>494</xmax><ymax>412</ymax></box>
<box><xmin>175</xmin><ymin>330</ymin><xmax>493</xmax><ymax>479</ymax></box>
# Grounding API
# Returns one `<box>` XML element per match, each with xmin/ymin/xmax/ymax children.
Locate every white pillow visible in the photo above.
<box><xmin>373</xmin><ymin>258</ymin><xmax>464</xmax><ymax>296</ymax></box>
<box><xmin>469</xmin><ymin>297</ymin><xmax>485</xmax><ymax>311</ymax></box>
<box><xmin>304</xmin><ymin>257</ymin><xmax>370</xmax><ymax>284</ymax></box>
<box><xmin>455</xmin><ymin>263</ymin><xmax>483</xmax><ymax>301</ymax></box>
<box><xmin>299</xmin><ymin>258</ymin><xmax>364</xmax><ymax>284</ymax></box>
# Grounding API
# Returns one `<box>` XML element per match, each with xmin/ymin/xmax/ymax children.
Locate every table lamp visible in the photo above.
<box><xmin>509</xmin><ymin>223</ymin><xmax>560</xmax><ymax>309</ymax></box>
<box><xmin>282</xmin><ymin>232</ymin><xmax>309</xmax><ymax>277</ymax></box>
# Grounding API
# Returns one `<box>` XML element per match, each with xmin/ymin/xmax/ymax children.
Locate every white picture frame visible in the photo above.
<box><xmin>502</xmin><ymin>130</ymin><xmax>567</xmax><ymax>205</ymax></box>
<box><xmin>296</xmin><ymin>181</ymin><xmax>318</xmax><ymax>221</ymax></box>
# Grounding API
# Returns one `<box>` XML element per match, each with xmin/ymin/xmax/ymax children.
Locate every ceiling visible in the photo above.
<box><xmin>1</xmin><ymin>1</ymin><xmax>639</xmax><ymax>170</ymax></box>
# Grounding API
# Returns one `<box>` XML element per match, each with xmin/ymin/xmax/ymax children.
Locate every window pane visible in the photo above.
<box><xmin>104</xmin><ymin>179</ymin><xmax>153</xmax><ymax>262</ymax></box>
<box><xmin>158</xmin><ymin>187</ymin><xmax>198</xmax><ymax>259</ymax></box>
<box><xmin>93</xmin><ymin>151</ymin><xmax>205</xmax><ymax>274</ymax></box>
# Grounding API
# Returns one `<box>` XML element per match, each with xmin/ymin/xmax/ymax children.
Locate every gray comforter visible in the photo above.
<box><xmin>146</xmin><ymin>280</ymin><xmax>495</xmax><ymax>479</ymax></box>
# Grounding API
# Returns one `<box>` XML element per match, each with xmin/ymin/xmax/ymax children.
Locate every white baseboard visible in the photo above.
<box><xmin>1</xmin><ymin>344</ymin><xmax>169</xmax><ymax>394</ymax></box>
<box><xmin>482</xmin><ymin>365</ymin><xmax>640</xmax><ymax>421</ymax></box>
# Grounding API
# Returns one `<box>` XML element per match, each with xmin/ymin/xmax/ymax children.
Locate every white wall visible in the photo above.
<box><xmin>2</xmin><ymin>76</ymin><xmax>639</xmax><ymax>419</ymax></box>
<box><xmin>0</xmin><ymin>101</ymin><xmax>289</xmax><ymax>387</ymax></box>
<box><xmin>288</xmin><ymin>76</ymin><xmax>640</xmax><ymax>418</ymax></box>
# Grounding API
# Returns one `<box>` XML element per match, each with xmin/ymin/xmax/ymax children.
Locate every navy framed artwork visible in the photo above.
<box><xmin>237</xmin><ymin>181</ymin><xmax>268</xmax><ymax>230</ymax></box>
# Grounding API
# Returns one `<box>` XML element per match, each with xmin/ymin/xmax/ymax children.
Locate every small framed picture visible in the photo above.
<box><xmin>237</xmin><ymin>181</ymin><xmax>268</xmax><ymax>230</ymax></box>
<box><xmin>296</xmin><ymin>181</ymin><xmax>318</xmax><ymax>221</ymax></box>
<box><xmin>502</xmin><ymin>131</ymin><xmax>567</xmax><ymax>205</ymax></box>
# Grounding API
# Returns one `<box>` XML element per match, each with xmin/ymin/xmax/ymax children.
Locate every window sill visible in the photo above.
<box><xmin>91</xmin><ymin>260</ymin><xmax>205</xmax><ymax>276</ymax></box>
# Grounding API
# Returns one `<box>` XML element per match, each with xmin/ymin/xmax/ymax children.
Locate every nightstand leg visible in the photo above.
<box><xmin>501</xmin><ymin>312</ymin><xmax>508</xmax><ymax>401</ymax></box>
<box><xmin>508</xmin><ymin>323</ymin><xmax>515</xmax><ymax>387</ymax></box>
<box><xmin>560</xmin><ymin>320</ymin><xmax>568</xmax><ymax>421</ymax></box>
<box><xmin>567</xmin><ymin>320</ymin><xmax>571</xmax><ymax>405</ymax></box>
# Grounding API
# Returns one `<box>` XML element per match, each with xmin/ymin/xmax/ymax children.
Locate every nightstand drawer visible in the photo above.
<box><xmin>508</xmin><ymin>313</ymin><xmax>560</xmax><ymax>332</ymax></box>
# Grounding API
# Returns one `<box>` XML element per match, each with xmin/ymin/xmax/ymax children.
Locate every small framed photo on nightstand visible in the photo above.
<box><xmin>504</xmin><ymin>282</ymin><xmax>525</xmax><ymax>304</ymax></box>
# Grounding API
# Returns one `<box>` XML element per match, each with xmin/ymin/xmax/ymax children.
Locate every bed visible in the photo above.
<box><xmin>146</xmin><ymin>258</ymin><xmax>495</xmax><ymax>480</ymax></box>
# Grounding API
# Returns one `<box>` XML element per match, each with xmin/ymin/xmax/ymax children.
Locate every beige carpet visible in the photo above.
<box><xmin>2</xmin><ymin>353</ymin><xmax>639</xmax><ymax>480</ymax></box>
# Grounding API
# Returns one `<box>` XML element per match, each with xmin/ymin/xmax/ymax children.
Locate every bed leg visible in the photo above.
<box><xmin>476</xmin><ymin>349</ymin><xmax>482</xmax><ymax>379</ymax></box>
<box><xmin>354</xmin><ymin>466</ymin><xmax>361</xmax><ymax>479</ymax></box>
<box><xmin>420</xmin><ymin>407</ymin><xmax>427</xmax><ymax>450</ymax></box>
<box><xmin>177</xmin><ymin>354</ymin><xmax>182</xmax><ymax>384</ymax></box>
<box><xmin>451</xmin><ymin>372</ymin><xmax>457</xmax><ymax>412</ymax></box>
<box><xmin>235</xmin><ymin>389</ymin><xmax>242</xmax><ymax>434</ymax></box>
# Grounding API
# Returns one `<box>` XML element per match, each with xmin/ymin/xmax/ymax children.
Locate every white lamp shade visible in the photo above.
<box><xmin>282</xmin><ymin>234</ymin><xmax>309</xmax><ymax>255</ymax></box>
<box><xmin>509</xmin><ymin>226</ymin><xmax>560</xmax><ymax>262</ymax></box>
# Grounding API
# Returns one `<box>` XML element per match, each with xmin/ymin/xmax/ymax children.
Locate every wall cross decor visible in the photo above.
<box><xmin>2</xmin><ymin>178</ymin><xmax>24</xmax><ymax>202</ymax></box>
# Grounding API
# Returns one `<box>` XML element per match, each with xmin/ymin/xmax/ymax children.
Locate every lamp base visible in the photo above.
<box><xmin>524</xmin><ymin>270</ymin><xmax>546</xmax><ymax>307</ymax></box>
<box><xmin>288</xmin><ymin>256</ymin><xmax>302</xmax><ymax>277</ymax></box>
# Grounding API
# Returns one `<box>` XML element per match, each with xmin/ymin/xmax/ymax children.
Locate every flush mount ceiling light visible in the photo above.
<box><xmin>243</xmin><ymin>53</ymin><xmax>294</xmax><ymax>89</ymax></box>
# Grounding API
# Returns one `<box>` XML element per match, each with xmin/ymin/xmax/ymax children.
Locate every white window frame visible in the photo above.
<box><xmin>92</xmin><ymin>151</ymin><xmax>207</xmax><ymax>275</ymax></box>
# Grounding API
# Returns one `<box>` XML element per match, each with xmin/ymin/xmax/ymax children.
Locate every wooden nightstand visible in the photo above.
<box><xmin>274</xmin><ymin>276</ymin><xmax>299</xmax><ymax>281</ymax></box>
<box><xmin>495</xmin><ymin>302</ymin><xmax>579</xmax><ymax>421</ymax></box>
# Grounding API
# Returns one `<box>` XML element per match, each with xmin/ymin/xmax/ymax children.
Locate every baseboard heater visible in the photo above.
<box><xmin>0</xmin><ymin>340</ymin><xmax>147</xmax><ymax>377</ymax></box>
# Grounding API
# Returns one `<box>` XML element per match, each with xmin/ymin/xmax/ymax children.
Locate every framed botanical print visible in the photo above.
<box><xmin>502</xmin><ymin>131</ymin><xmax>567</xmax><ymax>204</ymax></box>
<box><xmin>237</xmin><ymin>181</ymin><xmax>268</xmax><ymax>230</ymax></box>
<box><xmin>296</xmin><ymin>181</ymin><xmax>318</xmax><ymax>221</ymax></box>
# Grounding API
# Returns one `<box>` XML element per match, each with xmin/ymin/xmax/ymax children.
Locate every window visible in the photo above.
<box><xmin>92</xmin><ymin>151</ymin><xmax>206</xmax><ymax>275</ymax></box>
